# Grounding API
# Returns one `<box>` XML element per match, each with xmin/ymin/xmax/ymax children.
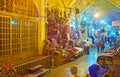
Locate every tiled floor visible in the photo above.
<box><xmin>48</xmin><ymin>44</ymin><xmax>110</xmax><ymax>77</ymax></box>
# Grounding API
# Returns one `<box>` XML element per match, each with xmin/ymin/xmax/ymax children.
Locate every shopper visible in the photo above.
<box><xmin>70</xmin><ymin>65</ymin><xmax>80</xmax><ymax>77</ymax></box>
<box><xmin>88</xmin><ymin>64</ymin><xmax>100</xmax><ymax>77</ymax></box>
<box><xmin>85</xmin><ymin>39</ymin><xmax>91</xmax><ymax>55</ymax></box>
<box><xmin>96</xmin><ymin>56</ymin><xmax>114</xmax><ymax>77</ymax></box>
<box><xmin>100</xmin><ymin>41</ymin><xmax>105</xmax><ymax>53</ymax></box>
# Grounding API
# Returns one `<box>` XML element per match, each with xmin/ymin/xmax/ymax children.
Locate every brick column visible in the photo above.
<box><xmin>34</xmin><ymin>0</ymin><xmax>46</xmax><ymax>55</ymax></box>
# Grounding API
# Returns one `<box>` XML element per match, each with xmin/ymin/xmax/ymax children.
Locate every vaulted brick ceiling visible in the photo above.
<box><xmin>46</xmin><ymin>0</ymin><xmax>120</xmax><ymax>13</ymax></box>
<box><xmin>46</xmin><ymin>0</ymin><xmax>95</xmax><ymax>12</ymax></box>
<box><xmin>81</xmin><ymin>0</ymin><xmax>120</xmax><ymax>23</ymax></box>
<box><xmin>33</xmin><ymin>0</ymin><xmax>120</xmax><ymax>15</ymax></box>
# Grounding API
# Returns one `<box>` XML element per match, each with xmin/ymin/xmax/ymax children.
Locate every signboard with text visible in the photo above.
<box><xmin>112</xmin><ymin>21</ymin><xmax>120</xmax><ymax>26</ymax></box>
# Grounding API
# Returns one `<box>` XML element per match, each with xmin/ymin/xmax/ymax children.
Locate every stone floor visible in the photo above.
<box><xmin>48</xmin><ymin>44</ymin><xmax>110</xmax><ymax>77</ymax></box>
<box><xmin>49</xmin><ymin>48</ymin><xmax>98</xmax><ymax>77</ymax></box>
<box><xmin>48</xmin><ymin>48</ymin><xmax>99</xmax><ymax>77</ymax></box>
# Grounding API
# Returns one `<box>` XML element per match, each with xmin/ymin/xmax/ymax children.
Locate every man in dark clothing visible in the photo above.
<box><xmin>101</xmin><ymin>41</ymin><xmax>105</xmax><ymax>53</ymax></box>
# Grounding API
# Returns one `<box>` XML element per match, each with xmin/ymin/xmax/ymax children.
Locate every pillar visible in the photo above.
<box><xmin>33</xmin><ymin>0</ymin><xmax>46</xmax><ymax>55</ymax></box>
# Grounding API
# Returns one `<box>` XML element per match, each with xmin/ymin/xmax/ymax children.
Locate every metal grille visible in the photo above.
<box><xmin>0</xmin><ymin>16</ymin><xmax>38</xmax><ymax>63</ymax></box>
<box><xmin>0</xmin><ymin>0</ymin><xmax>38</xmax><ymax>63</ymax></box>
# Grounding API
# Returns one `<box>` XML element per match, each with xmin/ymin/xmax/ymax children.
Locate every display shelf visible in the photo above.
<box><xmin>26</xmin><ymin>68</ymin><xmax>50</xmax><ymax>77</ymax></box>
<box><xmin>13</xmin><ymin>55</ymin><xmax>51</xmax><ymax>75</ymax></box>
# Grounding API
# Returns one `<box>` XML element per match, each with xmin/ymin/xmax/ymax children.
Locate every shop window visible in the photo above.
<box><xmin>0</xmin><ymin>40</ymin><xmax>2</xmax><ymax>44</ymax></box>
<box><xmin>0</xmin><ymin>28</ymin><xmax>2</xmax><ymax>33</ymax></box>
<box><xmin>0</xmin><ymin>34</ymin><xmax>2</xmax><ymax>39</ymax></box>
<box><xmin>3</xmin><ymin>51</ymin><xmax>5</xmax><ymax>55</ymax></box>
<box><xmin>0</xmin><ymin>46</ymin><xmax>2</xmax><ymax>50</ymax></box>
<box><xmin>0</xmin><ymin>51</ymin><xmax>2</xmax><ymax>56</ymax></box>
<box><xmin>0</xmin><ymin>0</ymin><xmax>39</xmax><ymax>63</ymax></box>
<box><xmin>0</xmin><ymin>23</ymin><xmax>2</xmax><ymax>27</ymax></box>
<box><xmin>3</xmin><ymin>46</ymin><xmax>6</xmax><ymax>50</ymax></box>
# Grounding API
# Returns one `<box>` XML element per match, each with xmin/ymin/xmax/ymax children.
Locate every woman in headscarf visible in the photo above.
<box><xmin>88</xmin><ymin>64</ymin><xmax>100</xmax><ymax>77</ymax></box>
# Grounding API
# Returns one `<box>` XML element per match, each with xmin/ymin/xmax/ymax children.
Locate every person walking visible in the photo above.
<box><xmin>95</xmin><ymin>39</ymin><xmax>101</xmax><ymax>53</ymax></box>
<box><xmin>100</xmin><ymin>41</ymin><xmax>105</xmax><ymax>53</ymax></box>
<box><xmin>85</xmin><ymin>39</ymin><xmax>91</xmax><ymax>55</ymax></box>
